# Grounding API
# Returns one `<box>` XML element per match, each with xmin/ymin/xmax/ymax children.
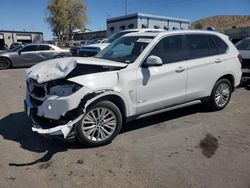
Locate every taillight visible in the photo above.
<box><xmin>238</xmin><ymin>54</ymin><xmax>243</xmax><ymax>64</ymax></box>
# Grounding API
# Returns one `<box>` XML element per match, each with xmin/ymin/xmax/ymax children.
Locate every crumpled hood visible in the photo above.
<box><xmin>26</xmin><ymin>58</ymin><xmax>77</xmax><ymax>84</ymax></box>
<box><xmin>69</xmin><ymin>71</ymin><xmax>119</xmax><ymax>91</ymax></box>
<box><xmin>26</xmin><ymin>57</ymin><xmax>127</xmax><ymax>84</ymax></box>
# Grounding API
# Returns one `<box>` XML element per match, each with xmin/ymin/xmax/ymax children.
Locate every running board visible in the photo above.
<box><xmin>136</xmin><ymin>100</ymin><xmax>201</xmax><ymax>120</ymax></box>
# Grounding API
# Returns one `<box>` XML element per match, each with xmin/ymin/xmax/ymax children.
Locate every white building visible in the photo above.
<box><xmin>0</xmin><ymin>30</ymin><xmax>43</xmax><ymax>50</ymax></box>
<box><xmin>107</xmin><ymin>13</ymin><xmax>190</xmax><ymax>36</ymax></box>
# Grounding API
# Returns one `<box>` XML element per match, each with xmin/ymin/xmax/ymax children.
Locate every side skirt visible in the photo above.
<box><xmin>126</xmin><ymin>100</ymin><xmax>202</xmax><ymax>122</ymax></box>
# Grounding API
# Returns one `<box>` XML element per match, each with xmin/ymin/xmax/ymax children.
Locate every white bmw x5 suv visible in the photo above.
<box><xmin>24</xmin><ymin>30</ymin><xmax>242</xmax><ymax>147</ymax></box>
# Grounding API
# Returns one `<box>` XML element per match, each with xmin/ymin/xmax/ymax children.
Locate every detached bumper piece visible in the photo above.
<box><xmin>32</xmin><ymin>114</ymin><xmax>83</xmax><ymax>139</ymax></box>
<box><xmin>24</xmin><ymin>98</ymin><xmax>83</xmax><ymax>140</ymax></box>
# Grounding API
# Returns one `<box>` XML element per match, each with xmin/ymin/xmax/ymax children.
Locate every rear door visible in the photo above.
<box><xmin>184</xmin><ymin>34</ymin><xmax>227</xmax><ymax>101</ymax></box>
<box><xmin>38</xmin><ymin>45</ymin><xmax>56</xmax><ymax>61</ymax></box>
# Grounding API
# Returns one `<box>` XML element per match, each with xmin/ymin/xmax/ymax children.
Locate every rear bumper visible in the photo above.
<box><xmin>241</xmin><ymin>69</ymin><xmax>250</xmax><ymax>84</ymax></box>
<box><xmin>241</xmin><ymin>77</ymin><xmax>250</xmax><ymax>84</ymax></box>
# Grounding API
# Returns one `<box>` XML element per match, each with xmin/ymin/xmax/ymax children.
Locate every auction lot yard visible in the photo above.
<box><xmin>0</xmin><ymin>68</ymin><xmax>250</xmax><ymax>188</ymax></box>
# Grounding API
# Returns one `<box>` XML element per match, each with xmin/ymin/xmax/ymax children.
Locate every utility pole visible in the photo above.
<box><xmin>125</xmin><ymin>0</ymin><xmax>127</xmax><ymax>15</ymax></box>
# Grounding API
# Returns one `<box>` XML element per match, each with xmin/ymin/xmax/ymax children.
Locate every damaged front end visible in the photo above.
<box><xmin>25</xmin><ymin>78</ymin><xmax>92</xmax><ymax>140</ymax></box>
<box><xmin>24</xmin><ymin>57</ymin><xmax>125</xmax><ymax>140</ymax></box>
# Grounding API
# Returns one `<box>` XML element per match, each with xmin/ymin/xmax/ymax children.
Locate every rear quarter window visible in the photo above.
<box><xmin>211</xmin><ymin>35</ymin><xmax>228</xmax><ymax>54</ymax></box>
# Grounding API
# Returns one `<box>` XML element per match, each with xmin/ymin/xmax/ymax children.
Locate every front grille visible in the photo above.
<box><xmin>33</xmin><ymin>86</ymin><xmax>46</xmax><ymax>98</ymax></box>
<box><xmin>27</xmin><ymin>78</ymin><xmax>46</xmax><ymax>99</ymax></box>
<box><xmin>242</xmin><ymin>59</ymin><xmax>250</xmax><ymax>69</ymax></box>
<box><xmin>30</xmin><ymin>95</ymin><xmax>43</xmax><ymax>106</ymax></box>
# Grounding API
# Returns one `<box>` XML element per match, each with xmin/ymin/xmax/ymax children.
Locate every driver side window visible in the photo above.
<box><xmin>149</xmin><ymin>35</ymin><xmax>184</xmax><ymax>64</ymax></box>
<box><xmin>21</xmin><ymin>45</ymin><xmax>38</xmax><ymax>52</ymax></box>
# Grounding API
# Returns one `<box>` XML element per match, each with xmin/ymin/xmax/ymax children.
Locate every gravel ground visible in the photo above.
<box><xmin>0</xmin><ymin>68</ymin><xmax>250</xmax><ymax>188</ymax></box>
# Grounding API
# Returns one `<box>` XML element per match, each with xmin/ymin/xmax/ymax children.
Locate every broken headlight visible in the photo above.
<box><xmin>47</xmin><ymin>81</ymin><xmax>82</xmax><ymax>97</ymax></box>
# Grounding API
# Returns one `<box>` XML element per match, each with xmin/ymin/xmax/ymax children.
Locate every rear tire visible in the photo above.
<box><xmin>206</xmin><ymin>79</ymin><xmax>232</xmax><ymax>111</ymax></box>
<box><xmin>75</xmin><ymin>101</ymin><xmax>123</xmax><ymax>147</ymax></box>
<box><xmin>0</xmin><ymin>58</ymin><xmax>11</xmax><ymax>69</ymax></box>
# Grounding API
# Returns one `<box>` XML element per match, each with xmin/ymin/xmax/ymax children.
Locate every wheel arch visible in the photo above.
<box><xmin>0</xmin><ymin>56</ymin><xmax>12</xmax><ymax>68</ymax></box>
<box><xmin>84</xmin><ymin>93</ymin><xmax>127</xmax><ymax>123</ymax></box>
<box><xmin>216</xmin><ymin>74</ymin><xmax>235</xmax><ymax>91</ymax></box>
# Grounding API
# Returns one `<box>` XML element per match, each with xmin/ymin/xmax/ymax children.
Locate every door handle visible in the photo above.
<box><xmin>176</xmin><ymin>67</ymin><xmax>185</xmax><ymax>73</ymax></box>
<box><xmin>215</xmin><ymin>59</ymin><xmax>222</xmax><ymax>63</ymax></box>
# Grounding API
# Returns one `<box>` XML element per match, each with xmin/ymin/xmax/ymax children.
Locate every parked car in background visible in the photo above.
<box><xmin>70</xmin><ymin>38</ymin><xmax>106</xmax><ymax>56</ymax></box>
<box><xmin>0</xmin><ymin>50</ymin><xmax>8</xmax><ymax>54</ymax></box>
<box><xmin>24</xmin><ymin>30</ymin><xmax>241</xmax><ymax>147</ymax></box>
<box><xmin>235</xmin><ymin>37</ymin><xmax>250</xmax><ymax>85</ymax></box>
<box><xmin>78</xmin><ymin>29</ymin><xmax>164</xmax><ymax>57</ymax></box>
<box><xmin>0</xmin><ymin>44</ymin><xmax>70</xmax><ymax>69</ymax></box>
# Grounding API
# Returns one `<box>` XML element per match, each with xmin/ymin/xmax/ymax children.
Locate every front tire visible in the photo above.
<box><xmin>0</xmin><ymin>58</ymin><xmax>11</xmax><ymax>69</ymax></box>
<box><xmin>75</xmin><ymin>101</ymin><xmax>123</xmax><ymax>147</ymax></box>
<box><xmin>206</xmin><ymin>78</ymin><xmax>232</xmax><ymax>111</ymax></box>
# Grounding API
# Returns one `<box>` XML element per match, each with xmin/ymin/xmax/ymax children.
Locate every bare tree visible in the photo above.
<box><xmin>45</xmin><ymin>0</ymin><xmax>87</xmax><ymax>43</ymax></box>
<box><xmin>67</xmin><ymin>0</ymin><xmax>87</xmax><ymax>40</ymax></box>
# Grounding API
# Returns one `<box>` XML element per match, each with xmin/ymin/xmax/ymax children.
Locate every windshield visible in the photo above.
<box><xmin>96</xmin><ymin>36</ymin><xmax>153</xmax><ymax>64</ymax></box>
<box><xmin>9</xmin><ymin>45</ymin><xmax>23</xmax><ymax>52</ymax></box>
<box><xmin>107</xmin><ymin>31</ymin><xmax>136</xmax><ymax>43</ymax></box>
<box><xmin>236</xmin><ymin>39</ymin><xmax>250</xmax><ymax>50</ymax></box>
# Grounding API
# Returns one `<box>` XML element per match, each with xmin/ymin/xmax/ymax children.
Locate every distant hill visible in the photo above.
<box><xmin>191</xmin><ymin>15</ymin><xmax>250</xmax><ymax>32</ymax></box>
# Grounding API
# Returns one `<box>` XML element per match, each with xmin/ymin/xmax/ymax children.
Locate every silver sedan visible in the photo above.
<box><xmin>0</xmin><ymin>44</ymin><xmax>70</xmax><ymax>69</ymax></box>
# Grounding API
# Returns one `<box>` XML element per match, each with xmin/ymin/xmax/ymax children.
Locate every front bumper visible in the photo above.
<box><xmin>24</xmin><ymin>87</ymin><xmax>92</xmax><ymax>139</ymax></box>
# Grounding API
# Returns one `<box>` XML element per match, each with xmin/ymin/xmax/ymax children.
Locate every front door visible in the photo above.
<box><xmin>136</xmin><ymin>35</ymin><xmax>188</xmax><ymax>114</ymax></box>
<box><xmin>18</xmin><ymin>45</ymin><xmax>42</xmax><ymax>65</ymax></box>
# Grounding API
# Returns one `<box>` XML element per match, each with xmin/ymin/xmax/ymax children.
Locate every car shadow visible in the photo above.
<box><xmin>0</xmin><ymin>112</ymin><xmax>83</xmax><ymax>167</ymax></box>
<box><xmin>121</xmin><ymin>104</ymin><xmax>209</xmax><ymax>133</ymax></box>
<box><xmin>0</xmin><ymin>104</ymin><xmax>208</xmax><ymax>167</ymax></box>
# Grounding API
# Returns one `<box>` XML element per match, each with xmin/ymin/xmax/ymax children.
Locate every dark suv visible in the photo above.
<box><xmin>236</xmin><ymin>38</ymin><xmax>250</xmax><ymax>85</ymax></box>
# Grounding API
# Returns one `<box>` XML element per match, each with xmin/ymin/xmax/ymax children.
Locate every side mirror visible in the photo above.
<box><xmin>143</xmin><ymin>55</ymin><xmax>163</xmax><ymax>68</ymax></box>
<box><xmin>18</xmin><ymin>50</ymin><xmax>21</xmax><ymax>55</ymax></box>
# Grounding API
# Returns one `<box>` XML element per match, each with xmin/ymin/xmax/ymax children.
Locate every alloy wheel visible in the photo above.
<box><xmin>214</xmin><ymin>83</ymin><xmax>230</xmax><ymax>107</ymax></box>
<box><xmin>81</xmin><ymin>107</ymin><xmax>117</xmax><ymax>142</ymax></box>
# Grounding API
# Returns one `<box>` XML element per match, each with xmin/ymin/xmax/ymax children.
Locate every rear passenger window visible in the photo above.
<box><xmin>186</xmin><ymin>35</ymin><xmax>210</xmax><ymax>59</ymax></box>
<box><xmin>149</xmin><ymin>35</ymin><xmax>185</xmax><ymax>64</ymax></box>
<box><xmin>211</xmin><ymin>35</ymin><xmax>228</xmax><ymax>54</ymax></box>
<box><xmin>39</xmin><ymin>45</ymin><xmax>51</xmax><ymax>51</ymax></box>
<box><xmin>21</xmin><ymin>45</ymin><xmax>39</xmax><ymax>52</ymax></box>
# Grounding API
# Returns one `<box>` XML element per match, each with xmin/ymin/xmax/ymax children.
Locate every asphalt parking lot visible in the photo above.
<box><xmin>0</xmin><ymin>68</ymin><xmax>250</xmax><ymax>188</ymax></box>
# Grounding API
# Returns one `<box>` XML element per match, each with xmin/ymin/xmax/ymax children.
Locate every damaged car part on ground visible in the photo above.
<box><xmin>24</xmin><ymin>30</ymin><xmax>242</xmax><ymax>147</ymax></box>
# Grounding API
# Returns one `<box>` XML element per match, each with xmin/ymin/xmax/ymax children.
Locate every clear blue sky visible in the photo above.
<box><xmin>0</xmin><ymin>0</ymin><xmax>249</xmax><ymax>40</ymax></box>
